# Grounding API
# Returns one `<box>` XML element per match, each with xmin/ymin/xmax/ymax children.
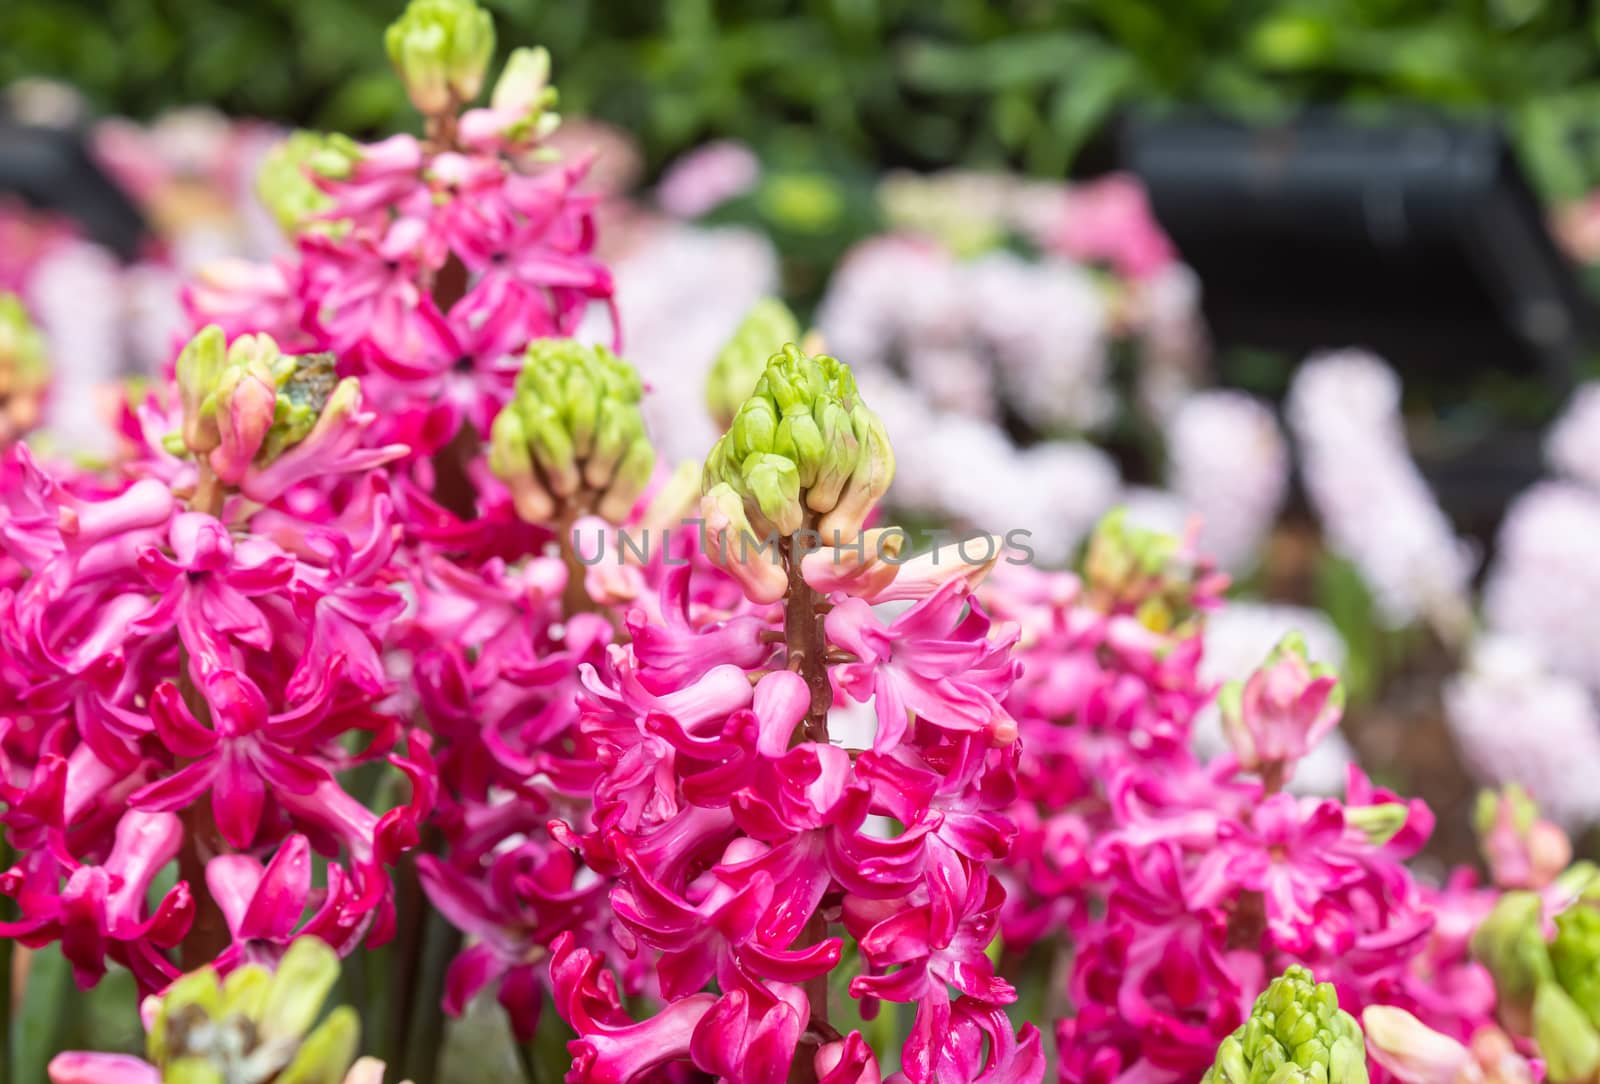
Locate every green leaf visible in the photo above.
<box><xmin>14</xmin><ymin>945</ymin><xmax>70</xmax><ymax>1082</ymax></box>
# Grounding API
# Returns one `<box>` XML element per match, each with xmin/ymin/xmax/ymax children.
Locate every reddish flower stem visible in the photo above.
<box><xmin>781</xmin><ymin>523</ymin><xmax>831</xmax><ymax>1082</ymax></box>
<box><xmin>177</xmin><ymin>467</ymin><xmax>231</xmax><ymax>971</ymax></box>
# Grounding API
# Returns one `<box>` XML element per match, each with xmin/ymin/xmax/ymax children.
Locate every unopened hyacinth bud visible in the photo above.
<box><xmin>385</xmin><ymin>0</ymin><xmax>495</xmax><ymax>116</ymax></box>
<box><xmin>703</xmin><ymin>343</ymin><xmax>893</xmax><ymax>544</ymax></box>
<box><xmin>1535</xmin><ymin>980</ymin><xmax>1600</xmax><ymax>1084</ymax></box>
<box><xmin>1548</xmin><ymin>873</ymin><xmax>1600</xmax><ymax>1039</ymax></box>
<box><xmin>1470</xmin><ymin>887</ymin><xmax>1558</xmax><ymax>1037</ymax></box>
<box><xmin>1219</xmin><ymin>632</ymin><xmax>1345</xmax><ymax>783</ymax></box>
<box><xmin>1083</xmin><ymin>508</ymin><xmax>1221</xmax><ymax>630</ymax></box>
<box><xmin>457</xmin><ymin>46</ymin><xmax>563</xmax><ymax>151</ymax></box>
<box><xmin>256</xmin><ymin>130</ymin><xmax>355</xmax><ymax>236</ymax></box>
<box><xmin>495</xmin><ymin>48</ymin><xmax>559</xmax><ymax>137</ymax></box>
<box><xmin>172</xmin><ymin>326</ymin><xmax>354</xmax><ymax>486</ymax></box>
<box><xmin>1361</xmin><ymin>1007</ymin><xmax>1489</xmax><ymax>1084</ymax></box>
<box><xmin>705</xmin><ymin>298</ymin><xmax>801</xmax><ymax>429</ymax></box>
<box><xmin>176</xmin><ymin>324</ymin><xmax>231</xmax><ymax>455</ymax></box>
<box><xmin>489</xmin><ymin>339</ymin><xmax>655</xmax><ymax>525</ymax></box>
<box><xmin>49</xmin><ymin>939</ymin><xmax>377</xmax><ymax>1084</ymax></box>
<box><xmin>1475</xmin><ymin>785</ymin><xmax>1573</xmax><ymax>891</ymax></box>
<box><xmin>1203</xmin><ymin>966</ymin><xmax>1369</xmax><ymax>1084</ymax></box>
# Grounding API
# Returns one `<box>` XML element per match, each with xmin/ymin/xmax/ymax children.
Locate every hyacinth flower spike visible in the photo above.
<box><xmin>550</xmin><ymin>339</ymin><xmax>1040</xmax><ymax>1082</ymax></box>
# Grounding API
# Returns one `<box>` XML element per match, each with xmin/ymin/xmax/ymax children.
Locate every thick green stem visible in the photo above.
<box><xmin>400</xmin><ymin>908</ymin><xmax>461</xmax><ymax>1084</ymax></box>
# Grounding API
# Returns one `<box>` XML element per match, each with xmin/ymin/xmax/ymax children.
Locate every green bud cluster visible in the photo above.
<box><xmin>171</xmin><ymin>325</ymin><xmax>351</xmax><ymax>473</ymax></box>
<box><xmin>489</xmin><ymin>338</ymin><xmax>656</xmax><ymax>524</ymax></box>
<box><xmin>256</xmin><ymin>131</ymin><xmax>359</xmax><ymax>237</ymax></box>
<box><xmin>146</xmin><ymin>938</ymin><xmax>360</xmax><ymax>1084</ymax></box>
<box><xmin>1203</xmin><ymin>966</ymin><xmax>1369</xmax><ymax>1084</ymax></box>
<box><xmin>705</xmin><ymin>298</ymin><xmax>800</xmax><ymax>430</ymax></box>
<box><xmin>0</xmin><ymin>291</ymin><xmax>47</xmax><ymax>393</ymax></box>
<box><xmin>385</xmin><ymin>0</ymin><xmax>495</xmax><ymax>116</ymax></box>
<box><xmin>702</xmin><ymin>343</ymin><xmax>893</xmax><ymax>543</ymax></box>
<box><xmin>1082</xmin><ymin>508</ymin><xmax>1211</xmax><ymax>633</ymax></box>
<box><xmin>1472</xmin><ymin>862</ymin><xmax>1600</xmax><ymax>1083</ymax></box>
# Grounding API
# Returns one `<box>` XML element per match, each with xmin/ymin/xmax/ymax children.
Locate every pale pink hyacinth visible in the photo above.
<box><xmin>656</xmin><ymin>140</ymin><xmax>761</xmax><ymax>218</ymax></box>
<box><xmin>1544</xmin><ymin>383</ymin><xmax>1600</xmax><ymax>493</ymax></box>
<box><xmin>1167</xmin><ymin>390</ymin><xmax>1289</xmax><ymax>572</ymax></box>
<box><xmin>854</xmin><ymin>370</ymin><xmax>1119</xmax><ymax>566</ymax></box>
<box><xmin>1443</xmin><ymin>635</ymin><xmax>1600</xmax><ymax>831</ymax></box>
<box><xmin>1287</xmin><ymin>351</ymin><xmax>1476</xmax><ymax>638</ymax></box>
<box><xmin>817</xmin><ymin>236</ymin><xmax>1000</xmax><ymax>420</ymax></box>
<box><xmin>25</xmin><ymin>239</ymin><xmax>129</xmax><ymax>456</ymax></box>
<box><xmin>968</xmin><ymin>252</ymin><xmax>1115</xmax><ymax>435</ymax></box>
<box><xmin>1483</xmin><ymin>482</ymin><xmax>1600</xmax><ymax>691</ymax></box>
<box><xmin>578</xmin><ymin>221</ymin><xmax>780</xmax><ymax>463</ymax></box>
<box><xmin>1130</xmin><ymin>264</ymin><xmax>1210</xmax><ymax>422</ymax></box>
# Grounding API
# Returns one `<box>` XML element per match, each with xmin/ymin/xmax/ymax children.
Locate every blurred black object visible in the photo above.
<box><xmin>1122</xmin><ymin>111</ymin><xmax>1598</xmax><ymax>394</ymax></box>
<box><xmin>0</xmin><ymin>114</ymin><xmax>147</xmax><ymax>262</ymax></box>
<box><xmin>1122</xmin><ymin>111</ymin><xmax>1600</xmax><ymax>535</ymax></box>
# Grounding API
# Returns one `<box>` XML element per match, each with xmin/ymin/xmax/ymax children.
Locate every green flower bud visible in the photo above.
<box><xmin>385</xmin><ymin>0</ymin><xmax>496</xmax><ymax>116</ymax></box>
<box><xmin>1471</xmin><ymin>889</ymin><xmax>1558</xmax><ymax>1035</ymax></box>
<box><xmin>1534</xmin><ymin>980</ymin><xmax>1600</xmax><ymax>1084</ymax></box>
<box><xmin>176</xmin><ymin>325</ymin><xmax>230</xmax><ymax>455</ymax></box>
<box><xmin>489</xmin><ymin>405</ymin><xmax>553</xmax><ymax>522</ymax></box>
<box><xmin>278</xmin><ymin>1007</ymin><xmax>361</xmax><ymax>1084</ymax></box>
<box><xmin>703</xmin><ymin>344</ymin><xmax>894</xmax><ymax>543</ymax></box>
<box><xmin>1343</xmin><ymin>803</ymin><xmax>1409</xmax><ymax>847</ymax></box>
<box><xmin>706</xmin><ymin>299</ymin><xmax>801</xmax><ymax>430</ymax></box>
<box><xmin>1203</xmin><ymin>966</ymin><xmax>1368</xmax><ymax>1084</ymax></box>
<box><xmin>489</xmin><ymin>47</ymin><xmax>562</xmax><ymax>146</ymax></box>
<box><xmin>0</xmin><ymin>291</ymin><xmax>48</xmax><ymax>440</ymax></box>
<box><xmin>142</xmin><ymin>939</ymin><xmax>362</xmax><ymax>1084</ymax></box>
<box><xmin>0</xmin><ymin>291</ymin><xmax>47</xmax><ymax>390</ymax></box>
<box><xmin>173</xmin><ymin>326</ymin><xmax>357</xmax><ymax>484</ymax></box>
<box><xmin>1551</xmin><ymin>877</ymin><xmax>1600</xmax><ymax>1032</ymax></box>
<box><xmin>1476</xmin><ymin>784</ymin><xmax>1541</xmax><ymax>841</ymax></box>
<box><xmin>1083</xmin><ymin>508</ymin><xmax>1215</xmax><ymax>631</ymax></box>
<box><xmin>256</xmin><ymin>131</ymin><xmax>353</xmax><ymax>237</ymax></box>
<box><xmin>1085</xmin><ymin>508</ymin><xmax>1177</xmax><ymax>597</ymax></box>
<box><xmin>490</xmin><ymin>339</ymin><xmax>655</xmax><ymax>525</ymax></box>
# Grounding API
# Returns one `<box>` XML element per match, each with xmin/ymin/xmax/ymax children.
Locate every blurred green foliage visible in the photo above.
<box><xmin>9</xmin><ymin>0</ymin><xmax>1600</xmax><ymax>196</ymax></box>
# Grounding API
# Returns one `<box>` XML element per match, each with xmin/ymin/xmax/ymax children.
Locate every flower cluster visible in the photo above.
<box><xmin>185</xmin><ymin>9</ymin><xmax>614</xmax><ymax>460</ymax></box>
<box><xmin>548</xmin><ymin>343</ymin><xmax>1044</xmax><ymax>1082</ymax></box>
<box><xmin>975</xmin><ymin>514</ymin><xmax>1496</xmax><ymax>1084</ymax></box>
<box><xmin>1285</xmin><ymin>351</ymin><xmax>1476</xmax><ymax>639</ymax></box>
<box><xmin>0</xmin><ymin>322</ymin><xmax>432</xmax><ymax>993</ymax></box>
<box><xmin>1</xmin><ymin>3</ymin><xmax>1552</xmax><ymax>1081</ymax></box>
